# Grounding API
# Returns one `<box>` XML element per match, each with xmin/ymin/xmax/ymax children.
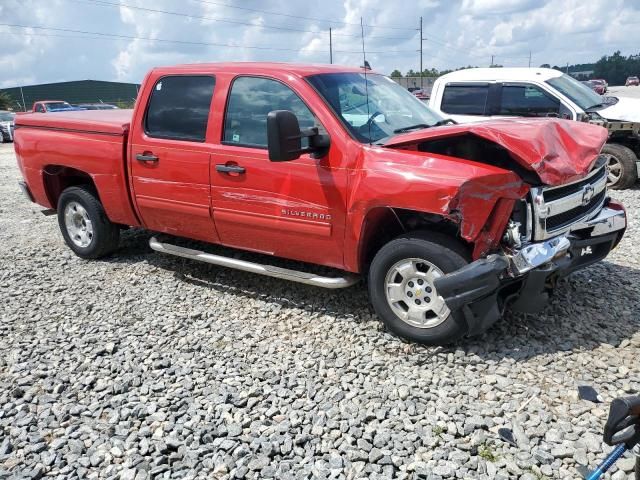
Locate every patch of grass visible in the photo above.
<box><xmin>432</xmin><ymin>425</ymin><xmax>445</xmax><ymax>437</ymax></box>
<box><xmin>478</xmin><ymin>443</ymin><xmax>499</xmax><ymax>462</ymax></box>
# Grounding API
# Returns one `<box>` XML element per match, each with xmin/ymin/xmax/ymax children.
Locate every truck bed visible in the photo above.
<box><xmin>14</xmin><ymin>109</ymin><xmax>139</xmax><ymax>227</ymax></box>
<box><xmin>16</xmin><ymin>109</ymin><xmax>132</xmax><ymax>135</ymax></box>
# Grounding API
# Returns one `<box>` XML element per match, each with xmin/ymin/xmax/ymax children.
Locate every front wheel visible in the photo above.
<box><xmin>602</xmin><ymin>143</ymin><xmax>638</xmax><ymax>190</ymax></box>
<box><xmin>57</xmin><ymin>186</ymin><xmax>120</xmax><ymax>259</ymax></box>
<box><xmin>368</xmin><ymin>232</ymin><xmax>470</xmax><ymax>345</ymax></box>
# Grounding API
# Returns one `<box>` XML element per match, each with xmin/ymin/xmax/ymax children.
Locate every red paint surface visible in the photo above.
<box><xmin>385</xmin><ymin>118</ymin><xmax>608</xmax><ymax>186</ymax></box>
<box><xmin>14</xmin><ymin>63</ymin><xmax>608</xmax><ymax>273</ymax></box>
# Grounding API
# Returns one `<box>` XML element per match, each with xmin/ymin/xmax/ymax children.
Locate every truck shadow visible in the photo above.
<box><xmin>109</xmin><ymin>229</ymin><xmax>640</xmax><ymax>361</ymax></box>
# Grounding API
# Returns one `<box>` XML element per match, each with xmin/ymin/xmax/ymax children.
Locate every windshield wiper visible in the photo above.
<box><xmin>432</xmin><ymin>118</ymin><xmax>457</xmax><ymax>126</ymax></box>
<box><xmin>393</xmin><ymin>123</ymin><xmax>431</xmax><ymax>134</ymax></box>
<box><xmin>393</xmin><ymin>119</ymin><xmax>456</xmax><ymax>134</ymax></box>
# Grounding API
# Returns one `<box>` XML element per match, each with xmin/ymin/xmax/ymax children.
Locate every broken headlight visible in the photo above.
<box><xmin>503</xmin><ymin>199</ymin><xmax>532</xmax><ymax>248</ymax></box>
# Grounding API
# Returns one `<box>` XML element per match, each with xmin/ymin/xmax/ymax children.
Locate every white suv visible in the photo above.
<box><xmin>429</xmin><ymin>68</ymin><xmax>640</xmax><ymax>189</ymax></box>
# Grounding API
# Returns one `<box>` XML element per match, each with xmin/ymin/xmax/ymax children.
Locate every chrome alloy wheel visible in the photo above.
<box><xmin>603</xmin><ymin>153</ymin><xmax>622</xmax><ymax>186</ymax></box>
<box><xmin>64</xmin><ymin>201</ymin><xmax>94</xmax><ymax>248</ymax></box>
<box><xmin>384</xmin><ymin>258</ymin><xmax>450</xmax><ymax>328</ymax></box>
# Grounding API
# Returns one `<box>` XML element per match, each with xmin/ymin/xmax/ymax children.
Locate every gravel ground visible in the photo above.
<box><xmin>1</xmin><ymin>142</ymin><xmax>639</xmax><ymax>480</ymax></box>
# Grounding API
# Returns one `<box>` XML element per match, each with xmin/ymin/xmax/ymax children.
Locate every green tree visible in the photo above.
<box><xmin>390</xmin><ymin>69</ymin><xmax>403</xmax><ymax>77</ymax></box>
<box><xmin>540</xmin><ymin>63</ymin><xmax>551</xmax><ymax>68</ymax></box>
<box><xmin>0</xmin><ymin>91</ymin><xmax>14</xmax><ymax>110</ymax></box>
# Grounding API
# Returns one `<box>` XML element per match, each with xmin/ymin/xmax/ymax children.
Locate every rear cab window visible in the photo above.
<box><xmin>223</xmin><ymin>76</ymin><xmax>316</xmax><ymax>149</ymax></box>
<box><xmin>144</xmin><ymin>75</ymin><xmax>216</xmax><ymax>142</ymax></box>
<box><xmin>441</xmin><ymin>84</ymin><xmax>489</xmax><ymax>115</ymax></box>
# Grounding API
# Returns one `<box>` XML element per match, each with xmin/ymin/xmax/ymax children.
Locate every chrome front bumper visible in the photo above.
<box><xmin>510</xmin><ymin>205</ymin><xmax>626</xmax><ymax>275</ymax></box>
<box><xmin>434</xmin><ymin>201</ymin><xmax>626</xmax><ymax>336</ymax></box>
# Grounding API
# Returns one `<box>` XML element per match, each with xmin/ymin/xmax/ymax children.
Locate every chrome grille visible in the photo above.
<box><xmin>530</xmin><ymin>160</ymin><xmax>607</xmax><ymax>241</ymax></box>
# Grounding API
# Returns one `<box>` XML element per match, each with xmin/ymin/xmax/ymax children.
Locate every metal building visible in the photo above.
<box><xmin>1</xmin><ymin>80</ymin><xmax>140</xmax><ymax>111</ymax></box>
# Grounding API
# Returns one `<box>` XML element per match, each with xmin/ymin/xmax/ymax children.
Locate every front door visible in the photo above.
<box><xmin>210</xmin><ymin>76</ymin><xmax>347</xmax><ymax>269</ymax></box>
<box><xmin>129</xmin><ymin>74</ymin><xmax>218</xmax><ymax>243</ymax></box>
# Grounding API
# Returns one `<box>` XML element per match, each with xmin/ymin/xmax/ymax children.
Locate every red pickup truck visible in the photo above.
<box><xmin>14</xmin><ymin>63</ymin><xmax>626</xmax><ymax>345</ymax></box>
<box><xmin>30</xmin><ymin>100</ymin><xmax>82</xmax><ymax>113</ymax></box>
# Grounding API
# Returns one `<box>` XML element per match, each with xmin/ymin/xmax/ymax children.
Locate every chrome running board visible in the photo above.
<box><xmin>149</xmin><ymin>237</ymin><xmax>360</xmax><ymax>289</ymax></box>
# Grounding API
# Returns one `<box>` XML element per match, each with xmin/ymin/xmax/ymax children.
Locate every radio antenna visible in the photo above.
<box><xmin>360</xmin><ymin>17</ymin><xmax>372</xmax><ymax>145</ymax></box>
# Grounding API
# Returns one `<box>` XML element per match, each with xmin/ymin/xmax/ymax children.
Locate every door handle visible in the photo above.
<box><xmin>136</xmin><ymin>153</ymin><xmax>159</xmax><ymax>163</ymax></box>
<box><xmin>216</xmin><ymin>164</ymin><xmax>246</xmax><ymax>174</ymax></box>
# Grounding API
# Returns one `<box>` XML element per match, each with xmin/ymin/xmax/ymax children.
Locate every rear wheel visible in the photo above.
<box><xmin>57</xmin><ymin>186</ymin><xmax>120</xmax><ymax>259</ymax></box>
<box><xmin>368</xmin><ymin>232</ymin><xmax>469</xmax><ymax>345</ymax></box>
<box><xmin>602</xmin><ymin>143</ymin><xmax>638</xmax><ymax>190</ymax></box>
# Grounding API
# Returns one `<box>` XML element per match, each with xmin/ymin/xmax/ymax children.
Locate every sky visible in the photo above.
<box><xmin>1</xmin><ymin>0</ymin><xmax>640</xmax><ymax>88</ymax></box>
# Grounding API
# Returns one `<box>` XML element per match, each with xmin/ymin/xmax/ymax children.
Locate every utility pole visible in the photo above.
<box><xmin>419</xmin><ymin>17</ymin><xmax>423</xmax><ymax>89</ymax></box>
<box><xmin>528</xmin><ymin>51</ymin><xmax>531</xmax><ymax>68</ymax></box>
<box><xmin>329</xmin><ymin>28</ymin><xmax>333</xmax><ymax>64</ymax></box>
<box><xmin>566</xmin><ymin>62</ymin><xmax>569</xmax><ymax>74</ymax></box>
<box><xmin>20</xmin><ymin>87</ymin><xmax>26</xmax><ymax>112</ymax></box>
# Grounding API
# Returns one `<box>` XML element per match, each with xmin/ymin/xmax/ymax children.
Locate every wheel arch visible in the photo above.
<box><xmin>357</xmin><ymin>206</ymin><xmax>472</xmax><ymax>274</ymax></box>
<box><xmin>42</xmin><ymin>165</ymin><xmax>99</xmax><ymax>210</ymax></box>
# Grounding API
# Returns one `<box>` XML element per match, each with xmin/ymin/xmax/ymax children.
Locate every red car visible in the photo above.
<box><xmin>583</xmin><ymin>80</ymin><xmax>606</xmax><ymax>95</ymax></box>
<box><xmin>626</xmin><ymin>76</ymin><xmax>639</xmax><ymax>86</ymax></box>
<box><xmin>13</xmin><ymin>62</ymin><xmax>626</xmax><ymax>345</ymax></box>
<box><xmin>592</xmin><ymin>79</ymin><xmax>608</xmax><ymax>92</ymax></box>
<box><xmin>412</xmin><ymin>89</ymin><xmax>430</xmax><ymax>101</ymax></box>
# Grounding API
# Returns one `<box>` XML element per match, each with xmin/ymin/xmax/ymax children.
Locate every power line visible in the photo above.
<box><xmin>68</xmin><ymin>0</ymin><xmax>417</xmax><ymax>41</ymax></box>
<box><xmin>0</xmin><ymin>24</ymin><xmax>418</xmax><ymax>55</ymax></box>
<box><xmin>190</xmin><ymin>0</ymin><xmax>414</xmax><ymax>31</ymax></box>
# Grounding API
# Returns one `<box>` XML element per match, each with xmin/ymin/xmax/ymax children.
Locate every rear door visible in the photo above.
<box><xmin>209</xmin><ymin>75</ymin><xmax>348</xmax><ymax>269</ymax></box>
<box><xmin>129</xmin><ymin>74</ymin><xmax>218</xmax><ymax>243</ymax></box>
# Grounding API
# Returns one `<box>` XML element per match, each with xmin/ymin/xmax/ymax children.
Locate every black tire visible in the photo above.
<box><xmin>368</xmin><ymin>231</ymin><xmax>469</xmax><ymax>345</ymax></box>
<box><xmin>57</xmin><ymin>186</ymin><xmax>120</xmax><ymax>259</ymax></box>
<box><xmin>602</xmin><ymin>143</ymin><xmax>638</xmax><ymax>190</ymax></box>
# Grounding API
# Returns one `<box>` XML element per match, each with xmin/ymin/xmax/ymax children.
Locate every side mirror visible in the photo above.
<box><xmin>267</xmin><ymin>110</ymin><xmax>330</xmax><ymax>162</ymax></box>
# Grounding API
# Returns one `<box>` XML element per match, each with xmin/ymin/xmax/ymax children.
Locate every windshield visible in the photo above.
<box><xmin>0</xmin><ymin>112</ymin><xmax>15</xmax><ymax>121</ymax></box>
<box><xmin>307</xmin><ymin>72</ymin><xmax>444</xmax><ymax>143</ymax></box>
<box><xmin>546</xmin><ymin>74</ymin><xmax>602</xmax><ymax>110</ymax></box>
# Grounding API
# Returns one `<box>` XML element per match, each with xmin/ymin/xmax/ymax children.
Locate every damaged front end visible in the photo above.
<box><xmin>434</xmin><ymin>159</ymin><xmax>627</xmax><ymax>336</ymax></box>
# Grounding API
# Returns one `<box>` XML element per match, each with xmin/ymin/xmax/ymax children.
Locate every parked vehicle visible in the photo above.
<box><xmin>583</xmin><ymin>80</ymin><xmax>606</xmax><ymax>95</ymax></box>
<box><xmin>429</xmin><ymin>67</ymin><xmax>640</xmax><ymax>189</ymax></box>
<box><xmin>0</xmin><ymin>110</ymin><xmax>15</xmax><ymax>142</ymax></box>
<box><xmin>14</xmin><ymin>63</ymin><xmax>626</xmax><ymax>345</ymax></box>
<box><xmin>31</xmin><ymin>101</ymin><xmax>85</xmax><ymax>113</ymax></box>
<box><xmin>412</xmin><ymin>89</ymin><xmax>429</xmax><ymax>101</ymax></box>
<box><xmin>591</xmin><ymin>78</ymin><xmax>608</xmax><ymax>93</ymax></box>
<box><xmin>626</xmin><ymin>76</ymin><xmax>639</xmax><ymax>86</ymax></box>
<box><xmin>76</xmin><ymin>103</ymin><xmax>119</xmax><ymax>110</ymax></box>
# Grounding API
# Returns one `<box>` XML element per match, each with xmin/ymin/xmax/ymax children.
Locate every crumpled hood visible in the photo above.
<box><xmin>384</xmin><ymin>118</ymin><xmax>608</xmax><ymax>185</ymax></box>
<box><xmin>599</xmin><ymin>96</ymin><xmax>640</xmax><ymax>122</ymax></box>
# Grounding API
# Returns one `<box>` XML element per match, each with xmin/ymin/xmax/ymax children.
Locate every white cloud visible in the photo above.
<box><xmin>0</xmin><ymin>0</ymin><xmax>638</xmax><ymax>87</ymax></box>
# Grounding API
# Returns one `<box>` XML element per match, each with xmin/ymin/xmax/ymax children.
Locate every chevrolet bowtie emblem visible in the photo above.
<box><xmin>581</xmin><ymin>184</ymin><xmax>595</xmax><ymax>206</ymax></box>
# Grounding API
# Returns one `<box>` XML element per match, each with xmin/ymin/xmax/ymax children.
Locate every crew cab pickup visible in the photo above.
<box><xmin>31</xmin><ymin>100</ymin><xmax>84</xmax><ymax>113</ymax></box>
<box><xmin>14</xmin><ymin>63</ymin><xmax>627</xmax><ymax>345</ymax></box>
<box><xmin>429</xmin><ymin>68</ymin><xmax>640</xmax><ymax>190</ymax></box>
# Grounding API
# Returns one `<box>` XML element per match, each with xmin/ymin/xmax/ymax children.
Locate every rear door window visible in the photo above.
<box><xmin>441</xmin><ymin>84</ymin><xmax>489</xmax><ymax>115</ymax></box>
<box><xmin>223</xmin><ymin>76</ymin><xmax>315</xmax><ymax>148</ymax></box>
<box><xmin>144</xmin><ymin>75</ymin><xmax>215</xmax><ymax>142</ymax></box>
<box><xmin>498</xmin><ymin>84</ymin><xmax>560</xmax><ymax>117</ymax></box>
